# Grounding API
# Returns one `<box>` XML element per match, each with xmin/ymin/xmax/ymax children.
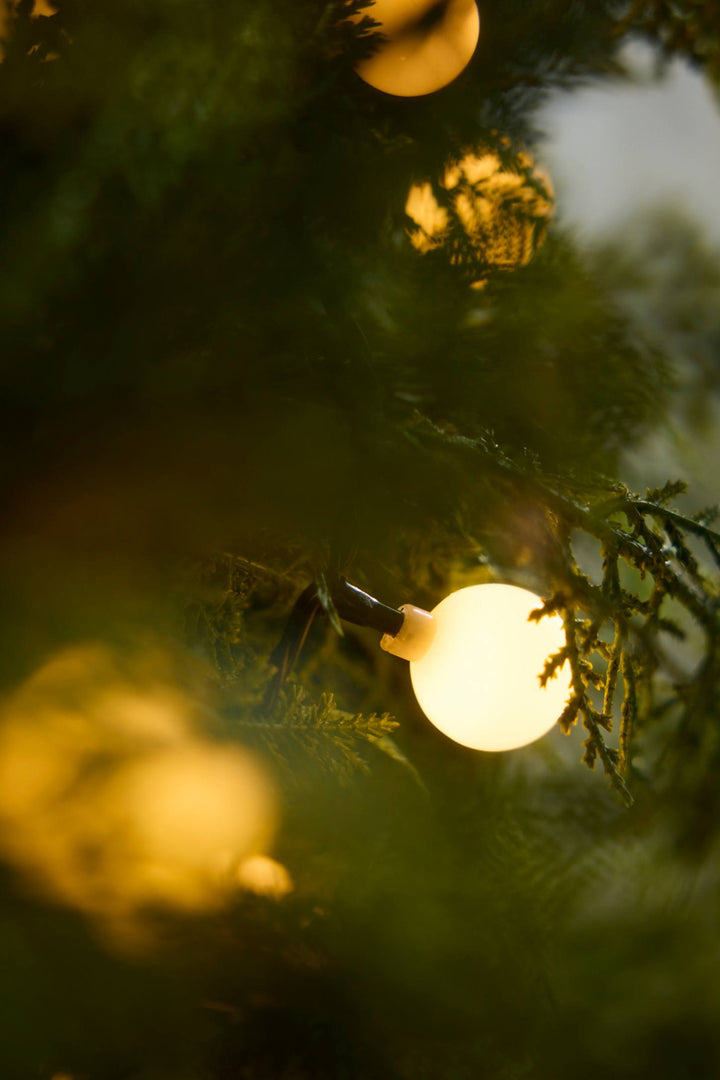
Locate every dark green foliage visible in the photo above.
<box><xmin>2</xmin><ymin>0</ymin><xmax>720</xmax><ymax>1078</ymax></box>
<box><xmin>621</xmin><ymin>0</ymin><xmax>720</xmax><ymax>79</ymax></box>
<box><xmin>592</xmin><ymin>208</ymin><xmax>720</xmax><ymax>432</ymax></box>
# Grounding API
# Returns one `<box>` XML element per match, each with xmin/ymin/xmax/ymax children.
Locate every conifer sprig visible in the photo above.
<box><xmin>413</xmin><ymin>416</ymin><xmax>720</xmax><ymax>801</ymax></box>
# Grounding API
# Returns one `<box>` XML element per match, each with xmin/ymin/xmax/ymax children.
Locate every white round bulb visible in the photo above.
<box><xmin>409</xmin><ymin>584</ymin><xmax>571</xmax><ymax>751</ymax></box>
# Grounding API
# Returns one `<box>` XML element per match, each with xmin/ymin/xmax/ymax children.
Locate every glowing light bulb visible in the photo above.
<box><xmin>354</xmin><ymin>0</ymin><xmax>480</xmax><ymax>98</ymax></box>
<box><xmin>383</xmin><ymin>584</ymin><xmax>571</xmax><ymax>751</ymax></box>
<box><xmin>237</xmin><ymin>854</ymin><xmax>294</xmax><ymax>899</ymax></box>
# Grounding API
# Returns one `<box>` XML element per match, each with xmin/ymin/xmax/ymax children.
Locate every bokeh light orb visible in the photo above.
<box><xmin>354</xmin><ymin>0</ymin><xmax>480</xmax><ymax>98</ymax></box>
<box><xmin>409</xmin><ymin>584</ymin><xmax>571</xmax><ymax>751</ymax></box>
<box><xmin>405</xmin><ymin>140</ymin><xmax>554</xmax><ymax>284</ymax></box>
<box><xmin>0</xmin><ymin>645</ymin><xmax>279</xmax><ymax>929</ymax></box>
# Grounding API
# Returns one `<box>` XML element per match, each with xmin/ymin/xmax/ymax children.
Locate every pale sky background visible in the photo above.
<box><xmin>538</xmin><ymin>42</ymin><xmax>720</xmax><ymax>243</ymax></box>
<box><xmin>538</xmin><ymin>43</ymin><xmax>720</xmax><ymax>506</ymax></box>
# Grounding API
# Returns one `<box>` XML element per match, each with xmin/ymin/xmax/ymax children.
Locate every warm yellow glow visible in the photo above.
<box><xmin>98</xmin><ymin>742</ymin><xmax>277</xmax><ymax>910</ymax></box>
<box><xmin>354</xmin><ymin>0</ymin><xmax>479</xmax><ymax>98</ymax></box>
<box><xmin>409</xmin><ymin>584</ymin><xmax>571</xmax><ymax>751</ymax></box>
<box><xmin>0</xmin><ymin>645</ymin><xmax>278</xmax><ymax>929</ymax></box>
<box><xmin>405</xmin><ymin>181</ymin><xmax>449</xmax><ymax>251</ymax></box>
<box><xmin>406</xmin><ymin>143</ymin><xmax>555</xmax><ymax>280</ymax></box>
<box><xmin>445</xmin><ymin>152</ymin><xmax>497</xmax><ymax>187</ymax></box>
<box><xmin>237</xmin><ymin>854</ymin><xmax>294</xmax><ymax>899</ymax></box>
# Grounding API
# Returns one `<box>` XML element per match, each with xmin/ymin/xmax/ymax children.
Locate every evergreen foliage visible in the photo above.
<box><xmin>1</xmin><ymin>1</ymin><xmax>720</xmax><ymax>1077</ymax></box>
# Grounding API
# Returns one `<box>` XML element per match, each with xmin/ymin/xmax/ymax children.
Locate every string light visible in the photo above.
<box><xmin>318</xmin><ymin>578</ymin><xmax>571</xmax><ymax>752</ymax></box>
<box><xmin>405</xmin><ymin>143</ymin><xmax>555</xmax><ymax>286</ymax></box>
<box><xmin>381</xmin><ymin>584</ymin><xmax>571</xmax><ymax>751</ymax></box>
<box><xmin>353</xmin><ymin>0</ymin><xmax>480</xmax><ymax>98</ymax></box>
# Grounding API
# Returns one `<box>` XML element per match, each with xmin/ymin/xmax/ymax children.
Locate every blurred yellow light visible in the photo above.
<box><xmin>404</xmin><ymin>181</ymin><xmax>449</xmax><ymax>251</ymax></box>
<box><xmin>408</xmin><ymin>584</ymin><xmax>571</xmax><ymax>751</ymax></box>
<box><xmin>354</xmin><ymin>0</ymin><xmax>479</xmax><ymax>98</ymax></box>
<box><xmin>237</xmin><ymin>854</ymin><xmax>294</xmax><ymax>899</ymax></box>
<box><xmin>0</xmin><ymin>645</ymin><xmax>280</xmax><ymax>929</ymax></box>
<box><xmin>111</xmin><ymin>744</ymin><xmax>276</xmax><ymax>871</ymax></box>
<box><xmin>405</xmin><ymin>143</ymin><xmax>554</xmax><ymax>283</ymax></box>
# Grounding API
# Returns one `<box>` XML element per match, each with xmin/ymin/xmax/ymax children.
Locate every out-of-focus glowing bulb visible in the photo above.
<box><xmin>0</xmin><ymin>645</ymin><xmax>281</xmax><ymax>927</ymax></box>
<box><xmin>382</xmin><ymin>584</ymin><xmax>571</xmax><ymax>751</ymax></box>
<box><xmin>354</xmin><ymin>0</ymin><xmax>480</xmax><ymax>98</ymax></box>
<box><xmin>237</xmin><ymin>854</ymin><xmax>294</xmax><ymax>899</ymax></box>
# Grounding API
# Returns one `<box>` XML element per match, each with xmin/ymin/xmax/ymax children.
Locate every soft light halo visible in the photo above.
<box><xmin>354</xmin><ymin>0</ymin><xmax>480</xmax><ymax>98</ymax></box>
<box><xmin>409</xmin><ymin>583</ymin><xmax>571</xmax><ymax>751</ymax></box>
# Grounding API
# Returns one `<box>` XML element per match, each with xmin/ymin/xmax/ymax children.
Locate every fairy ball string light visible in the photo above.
<box><xmin>382</xmin><ymin>583</ymin><xmax>571</xmax><ymax>751</ymax></box>
<box><xmin>405</xmin><ymin>141</ymin><xmax>555</xmax><ymax>286</ymax></box>
<box><xmin>353</xmin><ymin>0</ymin><xmax>480</xmax><ymax>97</ymax></box>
